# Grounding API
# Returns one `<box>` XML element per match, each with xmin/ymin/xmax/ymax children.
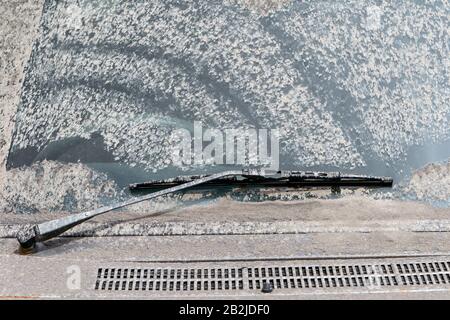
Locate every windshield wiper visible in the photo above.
<box><xmin>17</xmin><ymin>169</ymin><xmax>392</xmax><ymax>252</ymax></box>
<box><xmin>130</xmin><ymin>170</ymin><xmax>393</xmax><ymax>191</ymax></box>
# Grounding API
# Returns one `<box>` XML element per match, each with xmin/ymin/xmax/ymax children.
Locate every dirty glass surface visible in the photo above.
<box><xmin>5</xmin><ymin>0</ymin><xmax>450</xmax><ymax>212</ymax></box>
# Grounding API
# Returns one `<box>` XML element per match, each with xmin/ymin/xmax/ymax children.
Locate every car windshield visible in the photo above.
<box><xmin>1</xmin><ymin>0</ymin><xmax>449</xmax><ymax>215</ymax></box>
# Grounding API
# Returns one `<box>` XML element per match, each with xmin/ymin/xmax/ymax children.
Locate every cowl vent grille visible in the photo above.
<box><xmin>94</xmin><ymin>259</ymin><xmax>450</xmax><ymax>292</ymax></box>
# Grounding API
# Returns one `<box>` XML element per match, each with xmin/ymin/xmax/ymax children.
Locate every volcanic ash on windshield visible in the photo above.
<box><xmin>4</xmin><ymin>0</ymin><xmax>450</xmax><ymax>210</ymax></box>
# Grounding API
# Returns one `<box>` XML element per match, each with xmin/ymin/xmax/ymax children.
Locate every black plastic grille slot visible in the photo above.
<box><xmin>94</xmin><ymin>261</ymin><xmax>450</xmax><ymax>292</ymax></box>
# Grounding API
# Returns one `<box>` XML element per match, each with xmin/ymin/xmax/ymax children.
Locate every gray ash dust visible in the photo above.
<box><xmin>4</xmin><ymin>0</ymin><xmax>450</xmax><ymax>212</ymax></box>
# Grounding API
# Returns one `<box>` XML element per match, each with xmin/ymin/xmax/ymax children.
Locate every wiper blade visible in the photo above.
<box><xmin>16</xmin><ymin>169</ymin><xmax>393</xmax><ymax>252</ymax></box>
<box><xmin>130</xmin><ymin>171</ymin><xmax>393</xmax><ymax>191</ymax></box>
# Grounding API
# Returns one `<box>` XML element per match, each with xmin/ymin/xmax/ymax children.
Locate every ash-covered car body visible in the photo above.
<box><xmin>1</xmin><ymin>0</ymin><xmax>449</xmax><ymax>299</ymax></box>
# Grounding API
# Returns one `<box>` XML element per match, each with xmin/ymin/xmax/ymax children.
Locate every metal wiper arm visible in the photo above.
<box><xmin>17</xmin><ymin>169</ymin><xmax>260</xmax><ymax>251</ymax></box>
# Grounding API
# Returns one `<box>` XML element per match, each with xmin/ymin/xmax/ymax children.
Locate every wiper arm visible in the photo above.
<box><xmin>16</xmin><ymin>169</ymin><xmax>261</xmax><ymax>251</ymax></box>
<box><xmin>17</xmin><ymin>170</ymin><xmax>393</xmax><ymax>252</ymax></box>
<box><xmin>130</xmin><ymin>171</ymin><xmax>393</xmax><ymax>191</ymax></box>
